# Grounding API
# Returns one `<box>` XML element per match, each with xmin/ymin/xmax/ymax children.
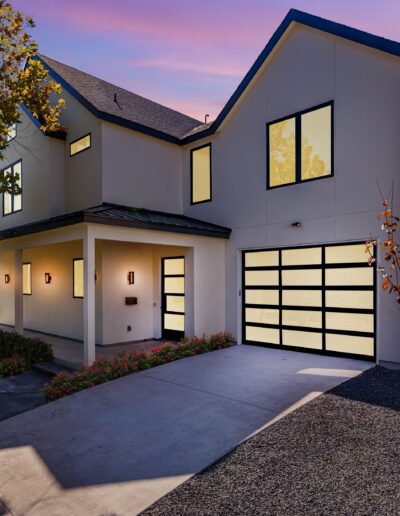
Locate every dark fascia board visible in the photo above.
<box><xmin>181</xmin><ymin>8</ymin><xmax>400</xmax><ymax>145</ymax></box>
<box><xmin>20</xmin><ymin>104</ymin><xmax>67</xmax><ymax>140</ymax></box>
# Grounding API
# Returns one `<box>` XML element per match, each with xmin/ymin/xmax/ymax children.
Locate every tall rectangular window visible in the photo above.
<box><xmin>73</xmin><ymin>259</ymin><xmax>84</xmax><ymax>298</ymax></box>
<box><xmin>22</xmin><ymin>263</ymin><xmax>31</xmax><ymax>295</ymax></box>
<box><xmin>3</xmin><ymin>160</ymin><xmax>22</xmax><ymax>215</ymax></box>
<box><xmin>7</xmin><ymin>123</ymin><xmax>17</xmax><ymax>142</ymax></box>
<box><xmin>267</xmin><ymin>102</ymin><xmax>333</xmax><ymax>189</ymax></box>
<box><xmin>191</xmin><ymin>144</ymin><xmax>211</xmax><ymax>204</ymax></box>
<box><xmin>70</xmin><ymin>134</ymin><xmax>91</xmax><ymax>156</ymax></box>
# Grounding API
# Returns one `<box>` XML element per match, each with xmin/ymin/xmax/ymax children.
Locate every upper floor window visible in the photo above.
<box><xmin>191</xmin><ymin>143</ymin><xmax>212</xmax><ymax>204</ymax></box>
<box><xmin>3</xmin><ymin>160</ymin><xmax>22</xmax><ymax>215</ymax></box>
<box><xmin>7</xmin><ymin>123</ymin><xmax>17</xmax><ymax>142</ymax></box>
<box><xmin>70</xmin><ymin>133</ymin><xmax>91</xmax><ymax>156</ymax></box>
<box><xmin>267</xmin><ymin>102</ymin><xmax>333</xmax><ymax>189</ymax></box>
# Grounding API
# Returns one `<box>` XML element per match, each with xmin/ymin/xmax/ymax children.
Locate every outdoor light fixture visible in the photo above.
<box><xmin>128</xmin><ymin>271</ymin><xmax>135</xmax><ymax>285</ymax></box>
<box><xmin>45</xmin><ymin>272</ymin><xmax>52</xmax><ymax>284</ymax></box>
<box><xmin>291</xmin><ymin>221</ymin><xmax>302</xmax><ymax>228</ymax></box>
<box><xmin>4</xmin><ymin>274</ymin><xmax>10</xmax><ymax>284</ymax></box>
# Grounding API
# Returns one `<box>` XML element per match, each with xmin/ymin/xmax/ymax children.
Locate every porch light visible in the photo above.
<box><xmin>4</xmin><ymin>274</ymin><xmax>10</xmax><ymax>284</ymax></box>
<box><xmin>128</xmin><ymin>271</ymin><xmax>135</xmax><ymax>285</ymax></box>
<box><xmin>45</xmin><ymin>272</ymin><xmax>52</xmax><ymax>284</ymax></box>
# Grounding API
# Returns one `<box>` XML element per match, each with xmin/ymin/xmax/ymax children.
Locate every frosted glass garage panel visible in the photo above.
<box><xmin>164</xmin><ymin>258</ymin><xmax>184</xmax><ymax>275</ymax></box>
<box><xmin>245</xmin><ymin>251</ymin><xmax>279</xmax><ymax>267</ymax></box>
<box><xmin>269</xmin><ymin>117</ymin><xmax>296</xmax><ymax>187</ymax></box>
<box><xmin>326</xmin><ymin>290</ymin><xmax>374</xmax><ymax>310</ymax></box>
<box><xmin>245</xmin><ymin>308</ymin><xmax>279</xmax><ymax>325</ymax></box>
<box><xmin>281</xmin><ymin>247</ymin><xmax>321</xmax><ymax>266</ymax></box>
<box><xmin>282</xmin><ymin>269</ymin><xmax>322</xmax><ymax>286</ymax></box>
<box><xmin>282</xmin><ymin>290</ymin><xmax>322</xmax><ymax>307</ymax></box>
<box><xmin>326</xmin><ymin>312</ymin><xmax>374</xmax><ymax>333</ymax></box>
<box><xmin>282</xmin><ymin>330</ymin><xmax>322</xmax><ymax>350</ymax></box>
<box><xmin>164</xmin><ymin>314</ymin><xmax>184</xmax><ymax>331</ymax></box>
<box><xmin>326</xmin><ymin>334</ymin><xmax>374</xmax><ymax>356</ymax></box>
<box><xmin>245</xmin><ymin>290</ymin><xmax>279</xmax><ymax>305</ymax></box>
<box><xmin>164</xmin><ymin>277</ymin><xmax>184</xmax><ymax>293</ymax></box>
<box><xmin>166</xmin><ymin>295</ymin><xmax>185</xmax><ymax>313</ymax></box>
<box><xmin>246</xmin><ymin>326</ymin><xmax>280</xmax><ymax>344</ymax></box>
<box><xmin>325</xmin><ymin>243</ymin><xmax>369</xmax><ymax>264</ymax></box>
<box><xmin>282</xmin><ymin>310</ymin><xmax>322</xmax><ymax>328</ymax></box>
<box><xmin>245</xmin><ymin>270</ymin><xmax>279</xmax><ymax>286</ymax></box>
<box><xmin>325</xmin><ymin>267</ymin><xmax>373</xmax><ymax>286</ymax></box>
<box><xmin>301</xmin><ymin>105</ymin><xmax>332</xmax><ymax>181</ymax></box>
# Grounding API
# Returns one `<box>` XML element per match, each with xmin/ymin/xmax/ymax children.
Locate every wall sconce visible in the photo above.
<box><xmin>4</xmin><ymin>274</ymin><xmax>10</xmax><ymax>284</ymax></box>
<box><xmin>291</xmin><ymin>221</ymin><xmax>302</xmax><ymax>228</ymax></box>
<box><xmin>45</xmin><ymin>272</ymin><xmax>52</xmax><ymax>284</ymax></box>
<box><xmin>128</xmin><ymin>271</ymin><xmax>135</xmax><ymax>285</ymax></box>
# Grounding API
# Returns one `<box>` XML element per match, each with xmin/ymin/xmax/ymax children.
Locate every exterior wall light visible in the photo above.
<box><xmin>4</xmin><ymin>274</ymin><xmax>10</xmax><ymax>284</ymax></box>
<box><xmin>45</xmin><ymin>272</ymin><xmax>52</xmax><ymax>284</ymax></box>
<box><xmin>128</xmin><ymin>271</ymin><xmax>135</xmax><ymax>285</ymax></box>
<box><xmin>291</xmin><ymin>221</ymin><xmax>302</xmax><ymax>228</ymax></box>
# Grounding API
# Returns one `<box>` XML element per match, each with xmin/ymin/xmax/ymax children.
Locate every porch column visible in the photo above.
<box><xmin>83</xmin><ymin>227</ymin><xmax>96</xmax><ymax>366</ymax></box>
<box><xmin>14</xmin><ymin>249</ymin><xmax>23</xmax><ymax>333</ymax></box>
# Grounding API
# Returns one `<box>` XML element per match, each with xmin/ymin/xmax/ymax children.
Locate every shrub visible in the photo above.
<box><xmin>0</xmin><ymin>356</ymin><xmax>29</xmax><ymax>377</ymax></box>
<box><xmin>0</xmin><ymin>330</ymin><xmax>53</xmax><ymax>367</ymax></box>
<box><xmin>42</xmin><ymin>332</ymin><xmax>234</xmax><ymax>402</ymax></box>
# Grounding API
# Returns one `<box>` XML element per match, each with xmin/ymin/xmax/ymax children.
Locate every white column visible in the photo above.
<box><xmin>83</xmin><ymin>227</ymin><xmax>96</xmax><ymax>366</ymax></box>
<box><xmin>14</xmin><ymin>249</ymin><xmax>23</xmax><ymax>333</ymax></box>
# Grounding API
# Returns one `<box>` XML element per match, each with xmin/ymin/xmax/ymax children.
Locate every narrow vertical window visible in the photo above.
<box><xmin>22</xmin><ymin>263</ymin><xmax>32</xmax><ymax>295</ymax></box>
<box><xmin>2</xmin><ymin>160</ymin><xmax>22</xmax><ymax>215</ymax></box>
<box><xmin>268</xmin><ymin>117</ymin><xmax>296</xmax><ymax>187</ymax></box>
<box><xmin>73</xmin><ymin>259</ymin><xmax>84</xmax><ymax>298</ymax></box>
<box><xmin>7</xmin><ymin>123</ymin><xmax>17</xmax><ymax>142</ymax></box>
<box><xmin>301</xmin><ymin>105</ymin><xmax>332</xmax><ymax>181</ymax></box>
<box><xmin>191</xmin><ymin>144</ymin><xmax>211</xmax><ymax>204</ymax></box>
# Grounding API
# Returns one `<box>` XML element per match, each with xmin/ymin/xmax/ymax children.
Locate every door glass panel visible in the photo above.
<box><xmin>301</xmin><ymin>105</ymin><xmax>332</xmax><ymax>180</ymax></box>
<box><xmin>246</xmin><ymin>326</ymin><xmax>280</xmax><ymax>344</ymax></box>
<box><xmin>326</xmin><ymin>334</ymin><xmax>374</xmax><ymax>356</ymax></box>
<box><xmin>245</xmin><ymin>270</ymin><xmax>279</xmax><ymax>286</ymax></box>
<box><xmin>282</xmin><ymin>310</ymin><xmax>322</xmax><ymax>328</ymax></box>
<box><xmin>164</xmin><ymin>314</ymin><xmax>184</xmax><ymax>331</ymax></box>
<box><xmin>325</xmin><ymin>267</ymin><xmax>373</xmax><ymax>286</ymax></box>
<box><xmin>245</xmin><ymin>308</ymin><xmax>279</xmax><ymax>325</ymax></box>
<box><xmin>269</xmin><ymin>117</ymin><xmax>296</xmax><ymax>187</ymax></box>
<box><xmin>166</xmin><ymin>295</ymin><xmax>184</xmax><ymax>313</ymax></box>
<box><xmin>245</xmin><ymin>289</ymin><xmax>279</xmax><ymax>305</ymax></box>
<box><xmin>326</xmin><ymin>243</ymin><xmax>369</xmax><ymax>264</ymax></box>
<box><xmin>164</xmin><ymin>258</ymin><xmax>184</xmax><ymax>275</ymax></box>
<box><xmin>282</xmin><ymin>330</ymin><xmax>322</xmax><ymax>349</ymax></box>
<box><xmin>245</xmin><ymin>251</ymin><xmax>279</xmax><ymax>267</ymax></box>
<box><xmin>282</xmin><ymin>269</ymin><xmax>322</xmax><ymax>286</ymax></box>
<box><xmin>164</xmin><ymin>277</ymin><xmax>184</xmax><ymax>293</ymax></box>
<box><xmin>282</xmin><ymin>247</ymin><xmax>321</xmax><ymax>266</ymax></box>
<box><xmin>326</xmin><ymin>312</ymin><xmax>374</xmax><ymax>333</ymax></box>
<box><xmin>326</xmin><ymin>290</ymin><xmax>373</xmax><ymax>309</ymax></box>
<box><xmin>282</xmin><ymin>289</ymin><xmax>322</xmax><ymax>307</ymax></box>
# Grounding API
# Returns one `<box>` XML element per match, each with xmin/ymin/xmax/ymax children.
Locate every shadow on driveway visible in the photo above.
<box><xmin>0</xmin><ymin>371</ymin><xmax>47</xmax><ymax>422</ymax></box>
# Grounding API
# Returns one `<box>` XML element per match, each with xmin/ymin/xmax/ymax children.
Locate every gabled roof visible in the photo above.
<box><xmin>0</xmin><ymin>203</ymin><xmax>231</xmax><ymax>240</ymax></box>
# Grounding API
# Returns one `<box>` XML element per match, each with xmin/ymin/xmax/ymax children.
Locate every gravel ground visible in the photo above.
<box><xmin>143</xmin><ymin>366</ymin><xmax>400</xmax><ymax>515</ymax></box>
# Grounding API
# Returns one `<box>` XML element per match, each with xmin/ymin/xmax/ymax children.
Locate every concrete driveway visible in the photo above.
<box><xmin>0</xmin><ymin>345</ymin><xmax>371</xmax><ymax>515</ymax></box>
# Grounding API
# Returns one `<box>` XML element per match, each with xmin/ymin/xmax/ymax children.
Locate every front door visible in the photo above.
<box><xmin>161</xmin><ymin>256</ymin><xmax>185</xmax><ymax>340</ymax></box>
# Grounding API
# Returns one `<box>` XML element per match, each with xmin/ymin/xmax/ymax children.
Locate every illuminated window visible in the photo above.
<box><xmin>7</xmin><ymin>123</ymin><xmax>17</xmax><ymax>142</ymax></box>
<box><xmin>70</xmin><ymin>134</ymin><xmax>91</xmax><ymax>156</ymax></box>
<box><xmin>22</xmin><ymin>263</ymin><xmax>31</xmax><ymax>295</ymax></box>
<box><xmin>73</xmin><ymin>259</ymin><xmax>84</xmax><ymax>298</ymax></box>
<box><xmin>191</xmin><ymin>144</ymin><xmax>211</xmax><ymax>204</ymax></box>
<box><xmin>267</xmin><ymin>102</ymin><xmax>333</xmax><ymax>188</ymax></box>
<box><xmin>3</xmin><ymin>160</ymin><xmax>22</xmax><ymax>215</ymax></box>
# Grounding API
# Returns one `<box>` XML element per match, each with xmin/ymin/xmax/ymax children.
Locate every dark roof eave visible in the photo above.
<box><xmin>19</xmin><ymin>104</ymin><xmax>67</xmax><ymax>141</ymax></box>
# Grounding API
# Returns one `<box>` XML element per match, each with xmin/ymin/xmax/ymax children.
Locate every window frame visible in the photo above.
<box><xmin>73</xmin><ymin>258</ymin><xmax>84</xmax><ymax>299</ymax></box>
<box><xmin>2</xmin><ymin>159</ymin><xmax>23</xmax><ymax>216</ymax></box>
<box><xmin>190</xmin><ymin>143</ymin><xmax>212</xmax><ymax>205</ymax></box>
<box><xmin>69</xmin><ymin>133</ymin><xmax>91</xmax><ymax>157</ymax></box>
<box><xmin>6</xmin><ymin>123</ymin><xmax>17</xmax><ymax>142</ymax></box>
<box><xmin>22</xmin><ymin>262</ymin><xmax>32</xmax><ymax>296</ymax></box>
<box><xmin>266</xmin><ymin>101</ymin><xmax>334</xmax><ymax>190</ymax></box>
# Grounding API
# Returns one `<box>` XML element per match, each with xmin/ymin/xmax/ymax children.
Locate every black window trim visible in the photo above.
<box><xmin>266</xmin><ymin>100</ymin><xmax>334</xmax><ymax>190</ymax></box>
<box><xmin>6</xmin><ymin>123</ymin><xmax>17</xmax><ymax>143</ymax></box>
<box><xmin>73</xmin><ymin>258</ymin><xmax>84</xmax><ymax>298</ymax></box>
<box><xmin>190</xmin><ymin>142</ymin><xmax>212</xmax><ymax>205</ymax></box>
<box><xmin>69</xmin><ymin>132</ymin><xmax>91</xmax><ymax>157</ymax></box>
<box><xmin>22</xmin><ymin>262</ymin><xmax>32</xmax><ymax>296</ymax></box>
<box><xmin>2</xmin><ymin>159</ymin><xmax>23</xmax><ymax>217</ymax></box>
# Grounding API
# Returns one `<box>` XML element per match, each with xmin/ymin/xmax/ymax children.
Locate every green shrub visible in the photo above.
<box><xmin>0</xmin><ymin>330</ymin><xmax>53</xmax><ymax>367</ymax></box>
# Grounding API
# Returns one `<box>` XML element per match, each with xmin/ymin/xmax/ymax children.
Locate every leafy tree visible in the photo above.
<box><xmin>0</xmin><ymin>1</ymin><xmax>64</xmax><ymax>194</ymax></box>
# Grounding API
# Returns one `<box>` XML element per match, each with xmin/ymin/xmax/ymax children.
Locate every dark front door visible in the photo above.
<box><xmin>161</xmin><ymin>256</ymin><xmax>185</xmax><ymax>340</ymax></box>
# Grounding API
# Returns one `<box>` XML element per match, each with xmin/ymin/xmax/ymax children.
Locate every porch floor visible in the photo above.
<box><xmin>0</xmin><ymin>325</ymin><xmax>170</xmax><ymax>368</ymax></box>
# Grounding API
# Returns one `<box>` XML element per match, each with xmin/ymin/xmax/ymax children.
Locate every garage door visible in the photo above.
<box><xmin>242</xmin><ymin>242</ymin><xmax>375</xmax><ymax>359</ymax></box>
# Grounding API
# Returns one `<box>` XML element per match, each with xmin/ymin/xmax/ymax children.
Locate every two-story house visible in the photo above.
<box><xmin>0</xmin><ymin>9</ymin><xmax>399</xmax><ymax>367</ymax></box>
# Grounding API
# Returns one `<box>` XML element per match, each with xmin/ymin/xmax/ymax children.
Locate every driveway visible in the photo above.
<box><xmin>0</xmin><ymin>345</ymin><xmax>371</xmax><ymax>515</ymax></box>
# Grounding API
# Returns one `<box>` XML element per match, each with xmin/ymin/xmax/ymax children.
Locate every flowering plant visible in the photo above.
<box><xmin>0</xmin><ymin>355</ymin><xmax>28</xmax><ymax>377</ymax></box>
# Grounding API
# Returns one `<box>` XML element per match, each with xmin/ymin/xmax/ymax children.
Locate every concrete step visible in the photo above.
<box><xmin>32</xmin><ymin>362</ymin><xmax>75</xmax><ymax>378</ymax></box>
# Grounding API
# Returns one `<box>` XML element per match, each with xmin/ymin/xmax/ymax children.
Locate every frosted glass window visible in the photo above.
<box><xmin>326</xmin><ymin>334</ymin><xmax>374</xmax><ymax>356</ymax></box>
<box><xmin>283</xmin><ymin>330</ymin><xmax>322</xmax><ymax>350</ymax></box>
<box><xmin>245</xmin><ymin>289</ymin><xmax>279</xmax><ymax>305</ymax></box>
<box><xmin>268</xmin><ymin>117</ymin><xmax>296</xmax><ymax>187</ymax></box>
<box><xmin>245</xmin><ymin>270</ymin><xmax>279</xmax><ymax>286</ymax></box>
<box><xmin>245</xmin><ymin>308</ymin><xmax>279</xmax><ymax>325</ymax></box>
<box><xmin>245</xmin><ymin>250</ymin><xmax>279</xmax><ymax>267</ymax></box>
<box><xmin>164</xmin><ymin>277</ymin><xmax>184</xmax><ymax>294</ymax></box>
<box><xmin>164</xmin><ymin>314</ymin><xmax>184</xmax><ymax>331</ymax></box>
<box><xmin>73</xmin><ymin>259</ymin><xmax>84</xmax><ymax>298</ymax></box>
<box><xmin>282</xmin><ymin>310</ymin><xmax>322</xmax><ymax>328</ymax></box>
<box><xmin>2</xmin><ymin>161</ymin><xmax>22</xmax><ymax>215</ymax></box>
<box><xmin>282</xmin><ymin>289</ymin><xmax>322</xmax><ymax>307</ymax></box>
<box><xmin>22</xmin><ymin>263</ymin><xmax>31</xmax><ymax>295</ymax></box>
<box><xmin>3</xmin><ymin>192</ymin><xmax>12</xmax><ymax>215</ymax></box>
<box><xmin>325</xmin><ymin>267</ymin><xmax>373</xmax><ymax>286</ymax></box>
<box><xmin>326</xmin><ymin>290</ymin><xmax>373</xmax><ymax>310</ymax></box>
<box><xmin>7</xmin><ymin>123</ymin><xmax>16</xmax><ymax>141</ymax></box>
<box><xmin>166</xmin><ymin>295</ymin><xmax>185</xmax><ymax>313</ymax></box>
<box><xmin>191</xmin><ymin>144</ymin><xmax>211</xmax><ymax>204</ymax></box>
<box><xmin>164</xmin><ymin>258</ymin><xmax>184</xmax><ymax>275</ymax></box>
<box><xmin>301</xmin><ymin>105</ymin><xmax>332</xmax><ymax>180</ymax></box>
<box><xmin>325</xmin><ymin>244</ymin><xmax>369</xmax><ymax>264</ymax></box>
<box><xmin>282</xmin><ymin>247</ymin><xmax>321</xmax><ymax>266</ymax></box>
<box><xmin>326</xmin><ymin>312</ymin><xmax>374</xmax><ymax>333</ymax></box>
<box><xmin>70</xmin><ymin>134</ymin><xmax>91</xmax><ymax>156</ymax></box>
<box><xmin>246</xmin><ymin>326</ymin><xmax>280</xmax><ymax>344</ymax></box>
<box><xmin>282</xmin><ymin>269</ymin><xmax>322</xmax><ymax>286</ymax></box>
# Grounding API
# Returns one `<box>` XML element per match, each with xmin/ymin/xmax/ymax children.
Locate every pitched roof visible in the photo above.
<box><xmin>36</xmin><ymin>54</ymin><xmax>202</xmax><ymax>143</ymax></box>
<box><xmin>0</xmin><ymin>203</ymin><xmax>231</xmax><ymax>240</ymax></box>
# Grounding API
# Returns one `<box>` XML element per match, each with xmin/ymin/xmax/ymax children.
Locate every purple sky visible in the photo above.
<box><xmin>11</xmin><ymin>0</ymin><xmax>400</xmax><ymax>121</ymax></box>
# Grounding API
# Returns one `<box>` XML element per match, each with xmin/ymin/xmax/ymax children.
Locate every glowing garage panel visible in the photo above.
<box><xmin>245</xmin><ymin>251</ymin><xmax>279</xmax><ymax>267</ymax></box>
<box><xmin>164</xmin><ymin>314</ymin><xmax>184</xmax><ymax>331</ymax></box>
<box><xmin>164</xmin><ymin>277</ymin><xmax>184</xmax><ymax>294</ymax></box>
<box><xmin>245</xmin><ymin>290</ymin><xmax>279</xmax><ymax>305</ymax></box>
<box><xmin>326</xmin><ymin>312</ymin><xmax>374</xmax><ymax>333</ymax></box>
<box><xmin>246</xmin><ymin>326</ymin><xmax>280</xmax><ymax>344</ymax></box>
<box><xmin>281</xmin><ymin>247</ymin><xmax>321</xmax><ymax>266</ymax></box>
<box><xmin>326</xmin><ymin>290</ymin><xmax>373</xmax><ymax>310</ymax></box>
<box><xmin>164</xmin><ymin>258</ymin><xmax>184</xmax><ymax>275</ymax></box>
<box><xmin>283</xmin><ymin>330</ymin><xmax>322</xmax><ymax>349</ymax></box>
<box><xmin>282</xmin><ymin>269</ymin><xmax>322</xmax><ymax>286</ymax></box>
<box><xmin>245</xmin><ymin>308</ymin><xmax>279</xmax><ymax>325</ymax></box>
<box><xmin>282</xmin><ymin>310</ymin><xmax>322</xmax><ymax>328</ymax></box>
<box><xmin>325</xmin><ymin>243</ymin><xmax>369</xmax><ymax>264</ymax></box>
<box><xmin>326</xmin><ymin>334</ymin><xmax>374</xmax><ymax>356</ymax></box>
<box><xmin>282</xmin><ymin>290</ymin><xmax>322</xmax><ymax>307</ymax></box>
<box><xmin>192</xmin><ymin>145</ymin><xmax>211</xmax><ymax>203</ymax></box>
<box><xmin>269</xmin><ymin>117</ymin><xmax>296</xmax><ymax>187</ymax></box>
<box><xmin>245</xmin><ymin>270</ymin><xmax>279</xmax><ymax>286</ymax></box>
<box><xmin>325</xmin><ymin>267</ymin><xmax>373</xmax><ymax>286</ymax></box>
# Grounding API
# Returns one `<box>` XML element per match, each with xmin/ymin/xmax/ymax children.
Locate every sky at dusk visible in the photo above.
<box><xmin>11</xmin><ymin>0</ymin><xmax>400</xmax><ymax>121</ymax></box>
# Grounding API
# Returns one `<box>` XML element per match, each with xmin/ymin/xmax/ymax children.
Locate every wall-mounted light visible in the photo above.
<box><xmin>45</xmin><ymin>272</ymin><xmax>52</xmax><ymax>284</ymax></box>
<box><xmin>291</xmin><ymin>221</ymin><xmax>302</xmax><ymax>228</ymax></box>
<box><xmin>128</xmin><ymin>271</ymin><xmax>135</xmax><ymax>285</ymax></box>
<box><xmin>4</xmin><ymin>274</ymin><xmax>10</xmax><ymax>284</ymax></box>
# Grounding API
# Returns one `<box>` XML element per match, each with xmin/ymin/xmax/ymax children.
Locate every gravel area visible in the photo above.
<box><xmin>143</xmin><ymin>366</ymin><xmax>400</xmax><ymax>515</ymax></box>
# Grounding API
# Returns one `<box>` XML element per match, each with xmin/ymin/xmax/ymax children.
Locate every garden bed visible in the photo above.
<box><xmin>42</xmin><ymin>332</ymin><xmax>234</xmax><ymax>402</ymax></box>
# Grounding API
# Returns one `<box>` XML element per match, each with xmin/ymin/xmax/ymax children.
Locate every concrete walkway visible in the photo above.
<box><xmin>0</xmin><ymin>345</ymin><xmax>372</xmax><ymax>515</ymax></box>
